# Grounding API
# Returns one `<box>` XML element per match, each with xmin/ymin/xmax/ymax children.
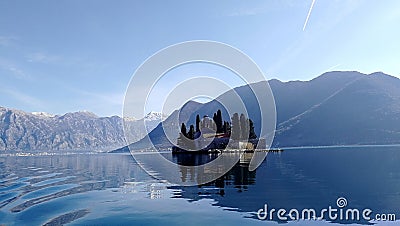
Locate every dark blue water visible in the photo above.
<box><xmin>0</xmin><ymin>147</ymin><xmax>399</xmax><ymax>225</ymax></box>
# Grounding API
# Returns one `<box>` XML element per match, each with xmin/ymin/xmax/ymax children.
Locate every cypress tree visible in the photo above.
<box><xmin>223</xmin><ymin>121</ymin><xmax>231</xmax><ymax>135</ymax></box>
<box><xmin>178</xmin><ymin>123</ymin><xmax>187</xmax><ymax>146</ymax></box>
<box><xmin>213</xmin><ymin>113</ymin><xmax>217</xmax><ymax>130</ymax></box>
<box><xmin>248</xmin><ymin>119</ymin><xmax>257</xmax><ymax>139</ymax></box>
<box><xmin>239</xmin><ymin>114</ymin><xmax>248</xmax><ymax>141</ymax></box>
<box><xmin>222</xmin><ymin>121</ymin><xmax>227</xmax><ymax>134</ymax></box>
<box><xmin>181</xmin><ymin>123</ymin><xmax>187</xmax><ymax>137</ymax></box>
<box><xmin>216</xmin><ymin>109</ymin><xmax>223</xmax><ymax>133</ymax></box>
<box><xmin>188</xmin><ymin>125</ymin><xmax>195</xmax><ymax>140</ymax></box>
<box><xmin>196</xmin><ymin>114</ymin><xmax>200</xmax><ymax>132</ymax></box>
<box><xmin>231</xmin><ymin>113</ymin><xmax>240</xmax><ymax>140</ymax></box>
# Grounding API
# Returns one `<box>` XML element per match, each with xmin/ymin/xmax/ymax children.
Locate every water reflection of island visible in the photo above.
<box><xmin>171</xmin><ymin>152</ymin><xmax>256</xmax><ymax>195</ymax></box>
<box><xmin>170</xmin><ymin>151</ymin><xmax>255</xmax><ymax>186</ymax></box>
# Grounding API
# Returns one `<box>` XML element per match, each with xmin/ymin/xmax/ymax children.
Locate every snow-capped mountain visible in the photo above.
<box><xmin>144</xmin><ymin>111</ymin><xmax>166</xmax><ymax>121</ymax></box>
<box><xmin>31</xmin><ymin>112</ymin><xmax>56</xmax><ymax>118</ymax></box>
<box><xmin>0</xmin><ymin>108</ymin><xmax>166</xmax><ymax>152</ymax></box>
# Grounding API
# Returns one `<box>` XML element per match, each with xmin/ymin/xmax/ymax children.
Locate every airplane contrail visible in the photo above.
<box><xmin>303</xmin><ymin>0</ymin><xmax>316</xmax><ymax>31</ymax></box>
<box><xmin>325</xmin><ymin>64</ymin><xmax>342</xmax><ymax>72</ymax></box>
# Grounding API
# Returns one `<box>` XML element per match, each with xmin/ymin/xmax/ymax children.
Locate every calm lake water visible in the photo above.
<box><xmin>0</xmin><ymin>147</ymin><xmax>399</xmax><ymax>225</ymax></box>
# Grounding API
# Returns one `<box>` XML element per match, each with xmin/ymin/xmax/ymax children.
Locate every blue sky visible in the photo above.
<box><xmin>0</xmin><ymin>0</ymin><xmax>399</xmax><ymax>116</ymax></box>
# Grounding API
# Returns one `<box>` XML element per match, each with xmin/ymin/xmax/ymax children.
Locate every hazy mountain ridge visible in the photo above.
<box><xmin>118</xmin><ymin>71</ymin><xmax>400</xmax><ymax>152</ymax></box>
<box><xmin>273</xmin><ymin>72</ymin><xmax>400</xmax><ymax>146</ymax></box>
<box><xmin>2</xmin><ymin>71</ymin><xmax>400</xmax><ymax>152</ymax></box>
<box><xmin>0</xmin><ymin>108</ymin><xmax>163</xmax><ymax>152</ymax></box>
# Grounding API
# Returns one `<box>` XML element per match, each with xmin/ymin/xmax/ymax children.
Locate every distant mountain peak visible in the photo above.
<box><xmin>267</xmin><ymin>78</ymin><xmax>283</xmax><ymax>84</ymax></box>
<box><xmin>311</xmin><ymin>71</ymin><xmax>366</xmax><ymax>82</ymax></box>
<box><xmin>144</xmin><ymin>111</ymin><xmax>166</xmax><ymax>121</ymax></box>
<box><xmin>79</xmin><ymin>111</ymin><xmax>98</xmax><ymax>117</ymax></box>
<box><xmin>368</xmin><ymin>71</ymin><xmax>398</xmax><ymax>80</ymax></box>
<box><xmin>369</xmin><ymin>71</ymin><xmax>388</xmax><ymax>76</ymax></box>
<box><xmin>123</xmin><ymin>117</ymin><xmax>137</xmax><ymax>122</ymax></box>
<box><xmin>32</xmin><ymin>112</ymin><xmax>56</xmax><ymax>118</ymax></box>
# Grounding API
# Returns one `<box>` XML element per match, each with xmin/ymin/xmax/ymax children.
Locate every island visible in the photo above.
<box><xmin>172</xmin><ymin>109</ymin><xmax>270</xmax><ymax>153</ymax></box>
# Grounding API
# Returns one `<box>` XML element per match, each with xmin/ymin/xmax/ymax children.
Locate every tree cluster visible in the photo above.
<box><xmin>177</xmin><ymin>109</ymin><xmax>257</xmax><ymax>146</ymax></box>
<box><xmin>230</xmin><ymin>113</ymin><xmax>257</xmax><ymax>140</ymax></box>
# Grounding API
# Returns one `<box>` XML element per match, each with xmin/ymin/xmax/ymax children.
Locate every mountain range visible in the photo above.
<box><xmin>2</xmin><ymin>71</ymin><xmax>400</xmax><ymax>152</ymax></box>
<box><xmin>115</xmin><ymin>71</ymin><xmax>400</xmax><ymax>152</ymax></box>
<box><xmin>0</xmin><ymin>109</ymin><xmax>163</xmax><ymax>152</ymax></box>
